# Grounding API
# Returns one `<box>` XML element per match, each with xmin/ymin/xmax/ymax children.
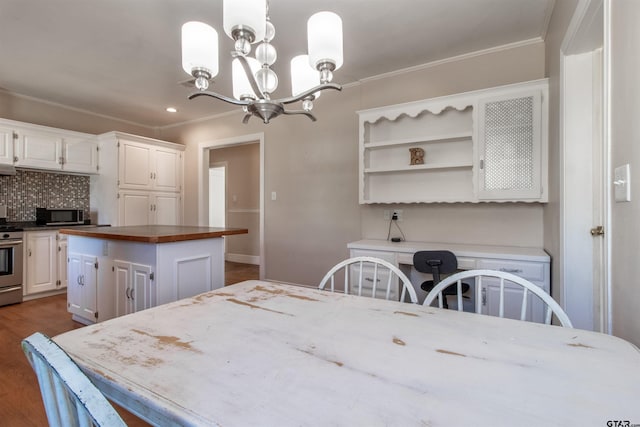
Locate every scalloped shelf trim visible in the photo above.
<box><xmin>362</xmin><ymin>100</ymin><xmax>473</xmax><ymax>125</ymax></box>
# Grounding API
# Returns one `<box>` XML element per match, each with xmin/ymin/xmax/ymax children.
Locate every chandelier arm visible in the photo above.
<box><xmin>278</xmin><ymin>83</ymin><xmax>342</xmax><ymax>105</ymax></box>
<box><xmin>242</xmin><ymin>114</ymin><xmax>252</xmax><ymax>124</ymax></box>
<box><xmin>234</xmin><ymin>55</ymin><xmax>266</xmax><ymax>99</ymax></box>
<box><xmin>281</xmin><ymin>109</ymin><xmax>317</xmax><ymax>122</ymax></box>
<box><xmin>188</xmin><ymin>90</ymin><xmax>251</xmax><ymax>106</ymax></box>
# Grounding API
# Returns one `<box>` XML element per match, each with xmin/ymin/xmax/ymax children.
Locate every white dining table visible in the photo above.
<box><xmin>53</xmin><ymin>280</ymin><xmax>640</xmax><ymax>426</ymax></box>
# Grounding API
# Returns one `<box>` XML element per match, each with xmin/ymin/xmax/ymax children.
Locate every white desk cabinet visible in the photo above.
<box><xmin>357</xmin><ymin>79</ymin><xmax>548</xmax><ymax>203</ymax></box>
<box><xmin>348</xmin><ymin>239</ymin><xmax>552</xmax><ymax>324</ymax></box>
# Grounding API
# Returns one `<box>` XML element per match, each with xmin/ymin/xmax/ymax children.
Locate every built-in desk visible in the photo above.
<box><xmin>348</xmin><ymin>239</ymin><xmax>551</xmax><ymax>323</ymax></box>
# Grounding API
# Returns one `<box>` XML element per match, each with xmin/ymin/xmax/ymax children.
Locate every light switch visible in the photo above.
<box><xmin>614</xmin><ymin>164</ymin><xmax>631</xmax><ymax>202</ymax></box>
<box><xmin>271</xmin><ymin>191</ymin><xmax>277</xmax><ymax>201</ymax></box>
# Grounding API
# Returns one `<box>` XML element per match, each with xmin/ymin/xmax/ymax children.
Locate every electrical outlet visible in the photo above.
<box><xmin>393</xmin><ymin>210</ymin><xmax>403</xmax><ymax>221</ymax></box>
<box><xmin>383</xmin><ymin>210</ymin><xmax>391</xmax><ymax>220</ymax></box>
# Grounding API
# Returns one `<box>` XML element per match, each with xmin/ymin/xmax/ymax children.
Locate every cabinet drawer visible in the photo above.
<box><xmin>477</xmin><ymin>259</ymin><xmax>545</xmax><ymax>282</ymax></box>
<box><xmin>348</xmin><ymin>265</ymin><xmax>398</xmax><ymax>300</ymax></box>
<box><xmin>349</xmin><ymin>249</ymin><xmax>396</xmax><ymax>264</ymax></box>
<box><xmin>457</xmin><ymin>257</ymin><xmax>476</xmax><ymax>270</ymax></box>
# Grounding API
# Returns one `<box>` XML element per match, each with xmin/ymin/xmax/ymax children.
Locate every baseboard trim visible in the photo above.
<box><xmin>226</xmin><ymin>253</ymin><xmax>260</xmax><ymax>265</ymax></box>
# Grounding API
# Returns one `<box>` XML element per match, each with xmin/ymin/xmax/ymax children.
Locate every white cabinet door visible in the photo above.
<box><xmin>14</xmin><ymin>129</ymin><xmax>63</xmax><ymax>170</ymax></box>
<box><xmin>63</xmin><ymin>136</ymin><xmax>99</xmax><ymax>174</ymax></box>
<box><xmin>114</xmin><ymin>260</ymin><xmax>153</xmax><ymax>316</ymax></box>
<box><xmin>67</xmin><ymin>254</ymin><xmax>82</xmax><ymax>315</ymax></box>
<box><xmin>119</xmin><ymin>140</ymin><xmax>153</xmax><ymax>190</ymax></box>
<box><xmin>114</xmin><ymin>260</ymin><xmax>132</xmax><ymax>317</ymax></box>
<box><xmin>119</xmin><ymin>191</ymin><xmax>153</xmax><ymax>226</ymax></box>
<box><xmin>131</xmin><ymin>263</ymin><xmax>154</xmax><ymax>312</ymax></box>
<box><xmin>57</xmin><ymin>234</ymin><xmax>68</xmax><ymax>289</ymax></box>
<box><xmin>67</xmin><ymin>253</ymin><xmax>97</xmax><ymax>322</ymax></box>
<box><xmin>477</xmin><ymin>89</ymin><xmax>545</xmax><ymax>201</ymax></box>
<box><xmin>154</xmin><ymin>193</ymin><xmax>181</xmax><ymax>225</ymax></box>
<box><xmin>25</xmin><ymin>231</ymin><xmax>57</xmax><ymax>294</ymax></box>
<box><xmin>0</xmin><ymin>126</ymin><xmax>15</xmax><ymax>165</ymax></box>
<box><xmin>154</xmin><ymin>147</ymin><xmax>181</xmax><ymax>192</ymax></box>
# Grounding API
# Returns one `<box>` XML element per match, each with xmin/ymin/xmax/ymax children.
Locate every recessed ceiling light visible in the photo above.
<box><xmin>166</xmin><ymin>107</ymin><xmax>178</xmax><ymax>113</ymax></box>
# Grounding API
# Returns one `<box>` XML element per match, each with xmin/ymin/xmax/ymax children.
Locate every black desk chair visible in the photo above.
<box><xmin>413</xmin><ymin>250</ymin><xmax>469</xmax><ymax>309</ymax></box>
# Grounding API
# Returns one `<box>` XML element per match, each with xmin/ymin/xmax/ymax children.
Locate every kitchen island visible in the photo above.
<box><xmin>59</xmin><ymin>225</ymin><xmax>248</xmax><ymax>324</ymax></box>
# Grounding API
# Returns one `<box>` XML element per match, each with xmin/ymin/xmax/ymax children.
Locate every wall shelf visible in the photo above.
<box><xmin>363</xmin><ymin>131</ymin><xmax>473</xmax><ymax>149</ymax></box>
<box><xmin>364</xmin><ymin>161</ymin><xmax>473</xmax><ymax>174</ymax></box>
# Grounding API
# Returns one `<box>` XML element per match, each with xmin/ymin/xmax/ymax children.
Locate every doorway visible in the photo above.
<box><xmin>209</xmin><ymin>164</ymin><xmax>226</xmax><ymax>228</ymax></box>
<box><xmin>198</xmin><ymin>133</ymin><xmax>265</xmax><ymax>280</ymax></box>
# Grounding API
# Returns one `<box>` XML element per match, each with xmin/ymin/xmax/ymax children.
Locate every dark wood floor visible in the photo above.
<box><xmin>0</xmin><ymin>261</ymin><xmax>259</xmax><ymax>426</ymax></box>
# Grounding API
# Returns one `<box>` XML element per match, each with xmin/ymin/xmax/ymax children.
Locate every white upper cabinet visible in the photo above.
<box><xmin>357</xmin><ymin>79</ymin><xmax>548</xmax><ymax>203</ymax></box>
<box><xmin>476</xmin><ymin>85</ymin><xmax>548</xmax><ymax>201</ymax></box>
<box><xmin>118</xmin><ymin>139</ymin><xmax>181</xmax><ymax>192</ymax></box>
<box><xmin>0</xmin><ymin>118</ymin><xmax>99</xmax><ymax>174</ymax></box>
<box><xmin>14</xmin><ymin>129</ymin><xmax>63</xmax><ymax>170</ymax></box>
<box><xmin>62</xmin><ymin>135</ymin><xmax>99</xmax><ymax>174</ymax></box>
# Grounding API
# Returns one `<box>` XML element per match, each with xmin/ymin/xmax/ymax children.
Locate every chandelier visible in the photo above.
<box><xmin>181</xmin><ymin>0</ymin><xmax>343</xmax><ymax>124</ymax></box>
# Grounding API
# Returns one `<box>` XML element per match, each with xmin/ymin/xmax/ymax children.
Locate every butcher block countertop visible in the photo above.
<box><xmin>58</xmin><ymin>225</ymin><xmax>248</xmax><ymax>243</ymax></box>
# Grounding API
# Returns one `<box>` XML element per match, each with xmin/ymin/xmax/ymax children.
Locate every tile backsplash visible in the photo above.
<box><xmin>0</xmin><ymin>170</ymin><xmax>89</xmax><ymax>221</ymax></box>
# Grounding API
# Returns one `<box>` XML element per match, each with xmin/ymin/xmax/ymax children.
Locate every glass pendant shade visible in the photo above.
<box><xmin>223</xmin><ymin>0</ymin><xmax>266</xmax><ymax>43</ymax></box>
<box><xmin>232</xmin><ymin>57</ymin><xmax>261</xmax><ymax>100</ymax></box>
<box><xmin>181</xmin><ymin>21</ymin><xmax>219</xmax><ymax>78</ymax></box>
<box><xmin>290</xmin><ymin>55</ymin><xmax>321</xmax><ymax>99</ymax></box>
<box><xmin>307</xmin><ymin>11</ymin><xmax>343</xmax><ymax>71</ymax></box>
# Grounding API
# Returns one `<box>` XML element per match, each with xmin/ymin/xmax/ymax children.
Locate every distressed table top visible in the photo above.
<box><xmin>53</xmin><ymin>280</ymin><xmax>640</xmax><ymax>426</ymax></box>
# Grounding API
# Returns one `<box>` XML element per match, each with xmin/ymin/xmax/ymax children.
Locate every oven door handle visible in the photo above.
<box><xmin>0</xmin><ymin>240</ymin><xmax>22</xmax><ymax>247</ymax></box>
<box><xmin>0</xmin><ymin>286</ymin><xmax>21</xmax><ymax>294</ymax></box>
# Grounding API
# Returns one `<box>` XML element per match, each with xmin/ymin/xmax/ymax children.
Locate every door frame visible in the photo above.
<box><xmin>559</xmin><ymin>0</ymin><xmax>610</xmax><ymax>332</ymax></box>
<box><xmin>198</xmin><ymin>133</ymin><xmax>265</xmax><ymax>280</ymax></box>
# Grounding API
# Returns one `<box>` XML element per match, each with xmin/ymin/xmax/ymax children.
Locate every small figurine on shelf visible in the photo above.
<box><xmin>409</xmin><ymin>147</ymin><xmax>425</xmax><ymax>165</ymax></box>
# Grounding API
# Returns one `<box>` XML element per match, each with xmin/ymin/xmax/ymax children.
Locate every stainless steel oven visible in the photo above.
<box><xmin>0</xmin><ymin>230</ymin><xmax>23</xmax><ymax>306</ymax></box>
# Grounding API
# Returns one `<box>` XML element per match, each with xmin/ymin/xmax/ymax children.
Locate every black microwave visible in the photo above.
<box><xmin>36</xmin><ymin>208</ymin><xmax>84</xmax><ymax>225</ymax></box>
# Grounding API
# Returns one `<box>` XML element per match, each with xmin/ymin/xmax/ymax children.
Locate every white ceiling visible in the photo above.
<box><xmin>0</xmin><ymin>0</ymin><xmax>555</xmax><ymax>128</ymax></box>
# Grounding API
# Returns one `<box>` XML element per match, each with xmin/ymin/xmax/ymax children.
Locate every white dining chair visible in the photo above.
<box><xmin>22</xmin><ymin>332</ymin><xmax>127</xmax><ymax>427</ymax></box>
<box><xmin>319</xmin><ymin>256</ymin><xmax>418</xmax><ymax>303</ymax></box>
<box><xmin>423</xmin><ymin>269</ymin><xmax>573</xmax><ymax>327</ymax></box>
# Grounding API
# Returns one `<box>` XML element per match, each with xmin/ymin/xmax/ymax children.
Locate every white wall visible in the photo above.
<box><xmin>608</xmin><ymin>0</ymin><xmax>640</xmax><ymax>346</ymax></box>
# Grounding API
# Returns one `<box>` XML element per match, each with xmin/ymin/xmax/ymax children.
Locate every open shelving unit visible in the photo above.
<box><xmin>359</xmin><ymin>102</ymin><xmax>475</xmax><ymax>203</ymax></box>
<box><xmin>357</xmin><ymin>79</ymin><xmax>549</xmax><ymax>204</ymax></box>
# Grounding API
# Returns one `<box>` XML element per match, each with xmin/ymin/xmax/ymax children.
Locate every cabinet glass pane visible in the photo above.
<box><xmin>484</xmin><ymin>96</ymin><xmax>534</xmax><ymax>190</ymax></box>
